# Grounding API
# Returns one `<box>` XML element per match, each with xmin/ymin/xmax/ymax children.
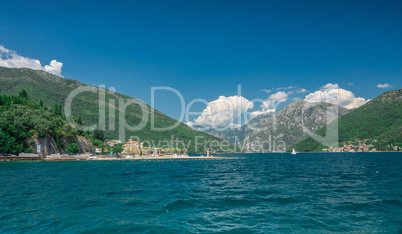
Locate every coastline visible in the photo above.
<box><xmin>2</xmin><ymin>151</ymin><xmax>400</xmax><ymax>162</ymax></box>
<box><xmin>0</xmin><ymin>155</ymin><xmax>243</xmax><ymax>162</ymax></box>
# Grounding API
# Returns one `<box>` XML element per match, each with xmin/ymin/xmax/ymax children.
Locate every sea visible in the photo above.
<box><xmin>0</xmin><ymin>152</ymin><xmax>401</xmax><ymax>233</ymax></box>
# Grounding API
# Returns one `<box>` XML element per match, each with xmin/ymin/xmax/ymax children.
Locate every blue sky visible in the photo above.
<box><xmin>0</xmin><ymin>0</ymin><xmax>401</xmax><ymax>123</ymax></box>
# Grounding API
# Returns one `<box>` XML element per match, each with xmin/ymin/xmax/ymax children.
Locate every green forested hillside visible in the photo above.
<box><xmin>291</xmin><ymin>89</ymin><xmax>402</xmax><ymax>152</ymax></box>
<box><xmin>0</xmin><ymin>91</ymin><xmax>86</xmax><ymax>154</ymax></box>
<box><xmin>0</xmin><ymin>67</ymin><xmax>226</xmax><ymax>153</ymax></box>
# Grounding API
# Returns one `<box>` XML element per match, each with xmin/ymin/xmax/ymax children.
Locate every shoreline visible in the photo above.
<box><xmin>0</xmin><ymin>155</ymin><xmax>243</xmax><ymax>162</ymax></box>
<box><xmin>1</xmin><ymin>151</ymin><xmax>400</xmax><ymax>162</ymax></box>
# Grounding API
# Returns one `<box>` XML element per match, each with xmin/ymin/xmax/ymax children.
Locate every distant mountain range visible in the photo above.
<box><xmin>203</xmin><ymin>89</ymin><xmax>401</xmax><ymax>152</ymax></box>
<box><xmin>2</xmin><ymin>66</ymin><xmax>400</xmax><ymax>154</ymax></box>
<box><xmin>0</xmin><ymin>67</ymin><xmax>226</xmax><ymax>153</ymax></box>
<box><xmin>292</xmin><ymin>89</ymin><xmax>402</xmax><ymax>152</ymax></box>
<box><xmin>202</xmin><ymin>111</ymin><xmax>274</xmax><ymax>145</ymax></box>
<box><xmin>201</xmin><ymin>101</ymin><xmax>350</xmax><ymax>152</ymax></box>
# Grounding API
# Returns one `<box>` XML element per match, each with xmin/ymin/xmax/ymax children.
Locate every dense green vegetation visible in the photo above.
<box><xmin>112</xmin><ymin>145</ymin><xmax>123</xmax><ymax>154</ymax></box>
<box><xmin>0</xmin><ymin>91</ymin><xmax>113</xmax><ymax>155</ymax></box>
<box><xmin>0</xmin><ymin>67</ymin><xmax>229</xmax><ymax>153</ymax></box>
<box><xmin>0</xmin><ymin>91</ymin><xmax>81</xmax><ymax>154</ymax></box>
<box><xmin>66</xmin><ymin>142</ymin><xmax>80</xmax><ymax>155</ymax></box>
<box><xmin>291</xmin><ymin>89</ymin><xmax>402</xmax><ymax>152</ymax></box>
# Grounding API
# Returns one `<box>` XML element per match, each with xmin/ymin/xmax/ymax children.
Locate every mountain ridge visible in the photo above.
<box><xmin>199</xmin><ymin>100</ymin><xmax>350</xmax><ymax>152</ymax></box>
<box><xmin>291</xmin><ymin>89</ymin><xmax>402</xmax><ymax>152</ymax></box>
<box><xmin>240</xmin><ymin>101</ymin><xmax>350</xmax><ymax>152</ymax></box>
<box><xmin>0</xmin><ymin>66</ymin><xmax>227</xmax><ymax>153</ymax></box>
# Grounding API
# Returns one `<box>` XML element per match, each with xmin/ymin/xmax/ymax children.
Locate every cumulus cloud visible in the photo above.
<box><xmin>250</xmin><ymin>108</ymin><xmax>276</xmax><ymax>120</ymax></box>
<box><xmin>189</xmin><ymin>95</ymin><xmax>254</xmax><ymax>128</ymax></box>
<box><xmin>322</xmin><ymin>83</ymin><xmax>339</xmax><ymax>90</ymax></box>
<box><xmin>0</xmin><ymin>45</ymin><xmax>63</xmax><ymax>77</ymax></box>
<box><xmin>377</xmin><ymin>83</ymin><xmax>393</xmax><ymax>88</ymax></box>
<box><xmin>305</xmin><ymin>83</ymin><xmax>367</xmax><ymax>109</ymax></box>
<box><xmin>261</xmin><ymin>91</ymin><xmax>289</xmax><ymax>109</ymax></box>
<box><xmin>186</xmin><ymin>121</ymin><xmax>195</xmax><ymax>128</ymax></box>
<box><xmin>269</xmin><ymin>91</ymin><xmax>288</xmax><ymax>101</ymax></box>
<box><xmin>44</xmin><ymin>60</ymin><xmax>63</xmax><ymax>76</ymax></box>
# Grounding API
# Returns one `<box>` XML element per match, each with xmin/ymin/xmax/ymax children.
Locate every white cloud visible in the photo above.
<box><xmin>276</xmin><ymin>86</ymin><xmax>297</xmax><ymax>91</ymax></box>
<box><xmin>229</xmin><ymin>123</ymin><xmax>241</xmax><ymax>128</ymax></box>
<box><xmin>260</xmin><ymin>89</ymin><xmax>272</xmax><ymax>93</ymax></box>
<box><xmin>190</xmin><ymin>95</ymin><xmax>254</xmax><ymax>128</ymax></box>
<box><xmin>377</xmin><ymin>83</ymin><xmax>393</xmax><ymax>89</ymax></box>
<box><xmin>292</xmin><ymin>97</ymin><xmax>302</xmax><ymax>101</ymax></box>
<box><xmin>297</xmin><ymin>88</ymin><xmax>307</xmax><ymax>93</ymax></box>
<box><xmin>269</xmin><ymin>91</ymin><xmax>288</xmax><ymax>101</ymax></box>
<box><xmin>44</xmin><ymin>60</ymin><xmax>63</xmax><ymax>76</ymax></box>
<box><xmin>186</xmin><ymin>121</ymin><xmax>195</xmax><ymax>128</ymax></box>
<box><xmin>250</xmin><ymin>108</ymin><xmax>276</xmax><ymax>119</ymax></box>
<box><xmin>0</xmin><ymin>45</ymin><xmax>63</xmax><ymax>77</ymax></box>
<box><xmin>322</xmin><ymin>83</ymin><xmax>339</xmax><ymax>90</ymax></box>
<box><xmin>262</xmin><ymin>91</ymin><xmax>288</xmax><ymax>109</ymax></box>
<box><xmin>348</xmin><ymin>82</ymin><xmax>353</xmax><ymax>86</ymax></box>
<box><xmin>305</xmin><ymin>83</ymin><xmax>367</xmax><ymax>109</ymax></box>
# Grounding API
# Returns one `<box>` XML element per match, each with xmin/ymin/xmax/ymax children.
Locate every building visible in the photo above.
<box><xmin>122</xmin><ymin>140</ymin><xmax>139</xmax><ymax>148</ymax></box>
<box><xmin>107</xmin><ymin>140</ymin><xmax>121</xmax><ymax>147</ymax></box>
<box><xmin>122</xmin><ymin>140</ymin><xmax>143</xmax><ymax>155</ymax></box>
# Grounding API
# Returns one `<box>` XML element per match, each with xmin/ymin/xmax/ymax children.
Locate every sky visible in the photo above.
<box><xmin>0</xmin><ymin>0</ymin><xmax>401</xmax><ymax>127</ymax></box>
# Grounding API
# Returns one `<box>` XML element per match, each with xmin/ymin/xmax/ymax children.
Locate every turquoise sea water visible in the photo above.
<box><xmin>0</xmin><ymin>153</ymin><xmax>401</xmax><ymax>233</ymax></box>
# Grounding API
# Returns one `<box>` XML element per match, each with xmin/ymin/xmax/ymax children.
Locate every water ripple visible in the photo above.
<box><xmin>0</xmin><ymin>153</ymin><xmax>401</xmax><ymax>232</ymax></box>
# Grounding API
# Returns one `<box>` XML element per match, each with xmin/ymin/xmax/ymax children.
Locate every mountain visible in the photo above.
<box><xmin>202</xmin><ymin>112</ymin><xmax>274</xmax><ymax>144</ymax></box>
<box><xmin>0</xmin><ymin>67</ymin><xmax>226</xmax><ymax>153</ymax></box>
<box><xmin>292</xmin><ymin>89</ymin><xmax>402</xmax><ymax>152</ymax></box>
<box><xmin>240</xmin><ymin>101</ymin><xmax>350</xmax><ymax>152</ymax></box>
<box><xmin>202</xmin><ymin>101</ymin><xmax>350</xmax><ymax>152</ymax></box>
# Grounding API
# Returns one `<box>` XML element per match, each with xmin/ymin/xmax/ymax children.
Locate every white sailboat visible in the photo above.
<box><xmin>291</xmin><ymin>148</ymin><xmax>296</xmax><ymax>155</ymax></box>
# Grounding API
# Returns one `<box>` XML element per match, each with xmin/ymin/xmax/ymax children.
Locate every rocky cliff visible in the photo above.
<box><xmin>26</xmin><ymin>135</ymin><xmax>94</xmax><ymax>155</ymax></box>
<box><xmin>240</xmin><ymin>101</ymin><xmax>350</xmax><ymax>152</ymax></box>
<box><xmin>201</xmin><ymin>101</ymin><xmax>350</xmax><ymax>152</ymax></box>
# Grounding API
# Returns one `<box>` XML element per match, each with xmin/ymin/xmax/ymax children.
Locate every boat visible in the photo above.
<box><xmin>291</xmin><ymin>148</ymin><xmax>296</xmax><ymax>155</ymax></box>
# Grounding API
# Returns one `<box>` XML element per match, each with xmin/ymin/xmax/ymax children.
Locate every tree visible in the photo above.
<box><xmin>54</xmin><ymin>104</ymin><xmax>62</xmax><ymax>116</ymax></box>
<box><xmin>93</xmin><ymin>129</ymin><xmax>105</xmax><ymax>141</ymax></box>
<box><xmin>112</xmin><ymin>146</ymin><xmax>123</xmax><ymax>154</ymax></box>
<box><xmin>92</xmin><ymin>139</ymin><xmax>103</xmax><ymax>148</ymax></box>
<box><xmin>76</xmin><ymin>116</ymin><xmax>83</xmax><ymax>125</ymax></box>
<box><xmin>73</xmin><ymin>116</ymin><xmax>83</xmax><ymax>135</ymax></box>
<box><xmin>0</xmin><ymin>130</ymin><xmax>18</xmax><ymax>154</ymax></box>
<box><xmin>0</xmin><ymin>94</ymin><xmax>84</xmax><ymax>155</ymax></box>
<box><xmin>66</xmin><ymin>142</ymin><xmax>80</xmax><ymax>155</ymax></box>
<box><xmin>19</xmin><ymin>89</ymin><xmax>28</xmax><ymax>98</ymax></box>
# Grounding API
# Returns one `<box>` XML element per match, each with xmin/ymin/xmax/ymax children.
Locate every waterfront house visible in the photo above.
<box><xmin>122</xmin><ymin>140</ymin><xmax>143</xmax><ymax>155</ymax></box>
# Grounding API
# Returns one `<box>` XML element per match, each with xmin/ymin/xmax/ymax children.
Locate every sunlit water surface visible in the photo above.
<box><xmin>0</xmin><ymin>153</ymin><xmax>401</xmax><ymax>232</ymax></box>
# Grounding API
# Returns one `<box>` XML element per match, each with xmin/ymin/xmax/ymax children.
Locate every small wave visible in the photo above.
<box><xmin>378</xmin><ymin>199</ymin><xmax>402</xmax><ymax>207</ymax></box>
<box><xmin>124</xmin><ymin>200</ymin><xmax>143</xmax><ymax>207</ymax></box>
<box><xmin>164</xmin><ymin>199</ymin><xmax>198</xmax><ymax>211</ymax></box>
<box><xmin>252</xmin><ymin>189</ymin><xmax>277</xmax><ymax>196</ymax></box>
<box><xmin>334</xmin><ymin>202</ymin><xmax>374</xmax><ymax>211</ymax></box>
<box><xmin>220</xmin><ymin>198</ymin><xmax>254</xmax><ymax>207</ymax></box>
<box><xmin>266</xmin><ymin>197</ymin><xmax>301</xmax><ymax>205</ymax></box>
